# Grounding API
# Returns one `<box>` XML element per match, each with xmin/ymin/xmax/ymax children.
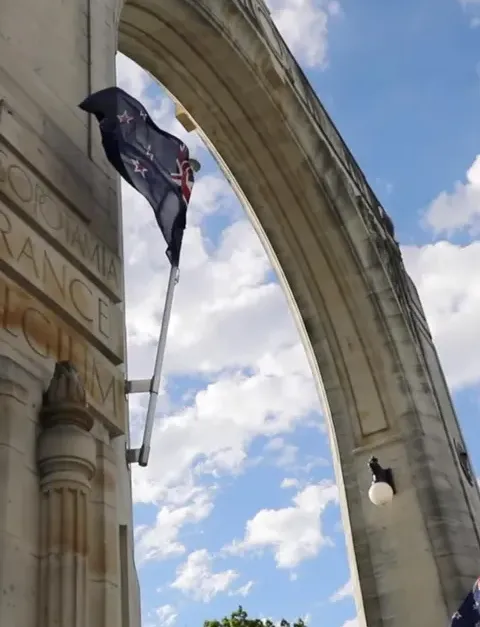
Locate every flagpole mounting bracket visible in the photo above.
<box><xmin>125</xmin><ymin>379</ymin><xmax>151</xmax><ymax>394</ymax></box>
<box><xmin>126</xmin><ymin>445</ymin><xmax>150</xmax><ymax>467</ymax></box>
<box><xmin>126</xmin><ymin>447</ymin><xmax>140</xmax><ymax>465</ymax></box>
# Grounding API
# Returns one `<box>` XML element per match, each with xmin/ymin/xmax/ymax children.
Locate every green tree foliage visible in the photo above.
<box><xmin>204</xmin><ymin>606</ymin><xmax>307</xmax><ymax>627</ymax></box>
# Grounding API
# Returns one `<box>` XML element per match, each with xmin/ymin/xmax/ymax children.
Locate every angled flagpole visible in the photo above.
<box><xmin>125</xmin><ymin>155</ymin><xmax>202</xmax><ymax>467</ymax></box>
<box><xmin>133</xmin><ymin>263</ymin><xmax>179</xmax><ymax>467</ymax></box>
<box><xmin>79</xmin><ymin>85</ymin><xmax>200</xmax><ymax>469</ymax></box>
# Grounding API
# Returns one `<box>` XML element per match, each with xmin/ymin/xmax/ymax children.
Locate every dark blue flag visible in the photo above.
<box><xmin>451</xmin><ymin>579</ymin><xmax>480</xmax><ymax>627</ymax></box>
<box><xmin>79</xmin><ymin>86</ymin><xmax>194</xmax><ymax>266</ymax></box>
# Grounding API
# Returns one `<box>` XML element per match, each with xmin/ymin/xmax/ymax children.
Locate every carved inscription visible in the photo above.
<box><xmin>0</xmin><ymin>143</ymin><xmax>121</xmax><ymax>301</ymax></box>
<box><xmin>0</xmin><ymin>270</ymin><xmax>125</xmax><ymax>435</ymax></box>
<box><xmin>0</xmin><ymin>201</ymin><xmax>123</xmax><ymax>363</ymax></box>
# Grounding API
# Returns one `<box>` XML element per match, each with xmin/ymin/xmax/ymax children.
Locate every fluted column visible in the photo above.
<box><xmin>37</xmin><ymin>362</ymin><xmax>97</xmax><ymax>627</ymax></box>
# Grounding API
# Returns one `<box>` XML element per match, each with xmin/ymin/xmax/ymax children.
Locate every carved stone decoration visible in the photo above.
<box><xmin>37</xmin><ymin>360</ymin><xmax>97</xmax><ymax>627</ymax></box>
<box><xmin>455</xmin><ymin>440</ymin><xmax>475</xmax><ymax>487</ymax></box>
<box><xmin>41</xmin><ymin>361</ymin><xmax>94</xmax><ymax>432</ymax></box>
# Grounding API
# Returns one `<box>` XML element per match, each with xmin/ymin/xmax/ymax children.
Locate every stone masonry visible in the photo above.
<box><xmin>0</xmin><ymin>0</ymin><xmax>479</xmax><ymax>625</ymax></box>
<box><xmin>0</xmin><ymin>0</ymin><xmax>140</xmax><ymax>625</ymax></box>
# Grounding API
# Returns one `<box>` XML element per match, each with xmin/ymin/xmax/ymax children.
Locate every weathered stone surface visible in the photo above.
<box><xmin>0</xmin><ymin>0</ymin><xmax>137</xmax><ymax>624</ymax></box>
<box><xmin>0</xmin><ymin>200</ymin><xmax>124</xmax><ymax>361</ymax></box>
<box><xmin>37</xmin><ymin>368</ymin><xmax>97</xmax><ymax>627</ymax></box>
<box><xmin>0</xmin><ymin>140</ymin><xmax>122</xmax><ymax>302</ymax></box>
<box><xmin>1</xmin><ymin>0</ymin><xmax>478</xmax><ymax>625</ymax></box>
<box><xmin>0</xmin><ymin>270</ymin><xmax>125</xmax><ymax>434</ymax></box>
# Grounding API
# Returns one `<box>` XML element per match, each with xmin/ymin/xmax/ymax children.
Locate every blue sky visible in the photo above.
<box><xmin>116</xmin><ymin>2</ymin><xmax>480</xmax><ymax>627</ymax></box>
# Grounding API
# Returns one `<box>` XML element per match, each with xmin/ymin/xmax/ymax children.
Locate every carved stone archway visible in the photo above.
<box><xmin>0</xmin><ymin>0</ymin><xmax>478</xmax><ymax>624</ymax></box>
<box><xmin>117</xmin><ymin>1</ymin><xmax>480</xmax><ymax>625</ymax></box>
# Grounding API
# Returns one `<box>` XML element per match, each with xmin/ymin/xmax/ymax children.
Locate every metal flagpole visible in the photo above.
<box><xmin>125</xmin><ymin>158</ymin><xmax>200</xmax><ymax>468</ymax></box>
<box><xmin>137</xmin><ymin>263</ymin><xmax>179</xmax><ymax>467</ymax></box>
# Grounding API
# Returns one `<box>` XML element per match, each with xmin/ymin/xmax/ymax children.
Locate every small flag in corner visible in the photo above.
<box><xmin>79</xmin><ymin>86</ymin><xmax>195</xmax><ymax>266</ymax></box>
<box><xmin>450</xmin><ymin>578</ymin><xmax>480</xmax><ymax>626</ymax></box>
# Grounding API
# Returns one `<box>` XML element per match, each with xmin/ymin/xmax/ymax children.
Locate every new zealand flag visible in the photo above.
<box><xmin>79</xmin><ymin>86</ymin><xmax>194</xmax><ymax>266</ymax></box>
<box><xmin>451</xmin><ymin>578</ymin><xmax>480</xmax><ymax>627</ymax></box>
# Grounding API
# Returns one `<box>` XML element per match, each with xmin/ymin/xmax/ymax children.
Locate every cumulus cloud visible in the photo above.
<box><xmin>281</xmin><ymin>478</ymin><xmax>300</xmax><ymax>489</ymax></box>
<box><xmin>423</xmin><ymin>155</ymin><xmax>480</xmax><ymax>235</ymax></box>
<box><xmin>229</xmin><ymin>580</ymin><xmax>255</xmax><ymax>597</ymax></box>
<box><xmin>266</xmin><ymin>0</ymin><xmax>342</xmax><ymax>68</ymax></box>
<box><xmin>117</xmin><ymin>55</ymin><xmax>322</xmax><ymax>563</ymax></box>
<box><xmin>330</xmin><ymin>577</ymin><xmax>353</xmax><ymax>602</ymax></box>
<box><xmin>155</xmin><ymin>605</ymin><xmax>178</xmax><ymax>627</ymax></box>
<box><xmin>171</xmin><ymin>549</ymin><xmax>239</xmax><ymax>602</ymax></box>
<box><xmin>402</xmin><ymin>241</ymin><xmax>480</xmax><ymax>391</ymax></box>
<box><xmin>117</xmin><ymin>38</ymin><xmax>480</xmax><ymax>618</ymax></box>
<box><xmin>135</xmin><ymin>490</ymin><xmax>214</xmax><ymax>564</ymax></box>
<box><xmin>225</xmin><ymin>481</ymin><xmax>338</xmax><ymax>568</ymax></box>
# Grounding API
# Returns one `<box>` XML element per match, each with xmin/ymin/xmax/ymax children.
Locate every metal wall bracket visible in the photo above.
<box><xmin>126</xmin><ymin>448</ymin><xmax>140</xmax><ymax>464</ymax></box>
<box><xmin>126</xmin><ymin>446</ymin><xmax>149</xmax><ymax>467</ymax></box>
<box><xmin>125</xmin><ymin>379</ymin><xmax>151</xmax><ymax>394</ymax></box>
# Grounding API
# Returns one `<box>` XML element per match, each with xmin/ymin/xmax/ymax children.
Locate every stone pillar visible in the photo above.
<box><xmin>37</xmin><ymin>361</ymin><xmax>97</xmax><ymax>627</ymax></box>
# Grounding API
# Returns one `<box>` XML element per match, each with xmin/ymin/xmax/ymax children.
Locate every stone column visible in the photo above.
<box><xmin>37</xmin><ymin>362</ymin><xmax>97</xmax><ymax>627</ymax></box>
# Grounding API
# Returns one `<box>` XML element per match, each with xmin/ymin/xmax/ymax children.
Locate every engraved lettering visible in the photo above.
<box><xmin>36</xmin><ymin>185</ymin><xmax>63</xmax><ymax>231</ymax></box>
<box><xmin>0</xmin><ymin>209</ymin><xmax>13</xmax><ymax>258</ymax></box>
<box><xmin>1</xmin><ymin>285</ymin><xmax>18</xmax><ymax>338</ymax></box>
<box><xmin>22</xmin><ymin>307</ymin><xmax>50</xmax><ymax>358</ymax></box>
<box><xmin>98</xmin><ymin>298</ymin><xmax>109</xmax><ymax>338</ymax></box>
<box><xmin>91</xmin><ymin>358</ymin><xmax>116</xmax><ymax>412</ymax></box>
<box><xmin>8</xmin><ymin>164</ymin><xmax>33</xmax><ymax>203</ymax></box>
<box><xmin>0</xmin><ymin>201</ymin><xmax>123</xmax><ymax>362</ymax></box>
<box><xmin>17</xmin><ymin>237</ymin><xmax>39</xmax><ymax>278</ymax></box>
<box><xmin>89</xmin><ymin>242</ymin><xmax>103</xmax><ymax>276</ymax></box>
<box><xmin>70</xmin><ymin>224</ymin><xmax>86</xmax><ymax>257</ymax></box>
<box><xmin>42</xmin><ymin>250</ymin><xmax>66</xmax><ymax>299</ymax></box>
<box><xmin>0</xmin><ymin>143</ymin><xmax>122</xmax><ymax>299</ymax></box>
<box><xmin>69</xmin><ymin>278</ymin><xmax>94</xmax><ymax>322</ymax></box>
<box><xmin>0</xmin><ymin>274</ymin><xmax>125</xmax><ymax>434</ymax></box>
<box><xmin>106</xmin><ymin>257</ymin><xmax>118</xmax><ymax>286</ymax></box>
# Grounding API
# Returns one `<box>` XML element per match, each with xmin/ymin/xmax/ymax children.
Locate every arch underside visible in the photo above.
<box><xmin>118</xmin><ymin>1</ymin><xmax>480</xmax><ymax>625</ymax></box>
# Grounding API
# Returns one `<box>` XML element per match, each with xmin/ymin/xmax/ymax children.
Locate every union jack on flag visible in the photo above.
<box><xmin>170</xmin><ymin>143</ymin><xmax>194</xmax><ymax>208</ymax></box>
<box><xmin>79</xmin><ymin>86</ymin><xmax>195</xmax><ymax>266</ymax></box>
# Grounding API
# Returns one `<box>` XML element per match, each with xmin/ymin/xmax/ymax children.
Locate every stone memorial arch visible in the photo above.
<box><xmin>0</xmin><ymin>0</ymin><xmax>479</xmax><ymax>626</ymax></box>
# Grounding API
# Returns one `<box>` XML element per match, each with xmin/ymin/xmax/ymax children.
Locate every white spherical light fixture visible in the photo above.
<box><xmin>368</xmin><ymin>480</ymin><xmax>394</xmax><ymax>506</ymax></box>
<box><xmin>367</xmin><ymin>456</ymin><xmax>396</xmax><ymax>506</ymax></box>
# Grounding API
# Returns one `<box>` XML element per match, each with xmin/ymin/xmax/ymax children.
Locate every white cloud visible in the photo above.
<box><xmin>171</xmin><ymin>549</ymin><xmax>239</xmax><ymax>602</ymax></box>
<box><xmin>423</xmin><ymin>154</ymin><xmax>480</xmax><ymax>234</ymax></box>
<box><xmin>402</xmin><ymin>240</ymin><xmax>480</xmax><ymax>390</ymax></box>
<box><xmin>130</xmin><ymin>342</ymin><xmax>318</xmax><ymax>502</ymax></box>
<box><xmin>330</xmin><ymin>577</ymin><xmax>353</xmax><ymax>602</ymax></box>
<box><xmin>115</xmin><ymin>51</ymin><xmax>480</xmax><ymax>623</ymax></box>
<box><xmin>341</xmin><ymin>619</ymin><xmax>359</xmax><ymax>627</ymax></box>
<box><xmin>229</xmin><ymin>580</ymin><xmax>255</xmax><ymax>597</ymax></box>
<box><xmin>116</xmin><ymin>53</ymin><xmax>148</xmax><ymax>98</ymax></box>
<box><xmin>135</xmin><ymin>490</ymin><xmax>213</xmax><ymax>563</ymax></box>
<box><xmin>265</xmin><ymin>438</ymin><xmax>299</xmax><ymax>468</ymax></box>
<box><xmin>226</xmin><ymin>481</ymin><xmax>338</xmax><ymax>568</ymax></box>
<box><xmin>281</xmin><ymin>478</ymin><xmax>300</xmax><ymax>489</ymax></box>
<box><xmin>155</xmin><ymin>605</ymin><xmax>177</xmax><ymax>627</ymax></box>
<box><xmin>117</xmin><ymin>50</ymin><xmax>323</xmax><ymax>565</ymax></box>
<box><xmin>266</xmin><ymin>0</ymin><xmax>342</xmax><ymax>68</ymax></box>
